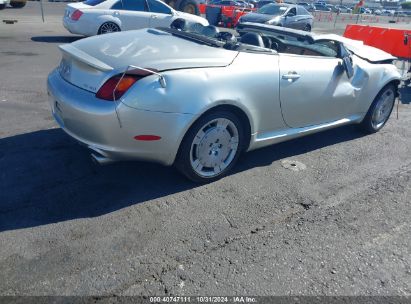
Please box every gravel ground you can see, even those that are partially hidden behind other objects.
[0,2,410,296]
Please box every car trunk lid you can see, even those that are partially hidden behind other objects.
[57,28,237,93]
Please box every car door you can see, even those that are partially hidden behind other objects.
[284,7,298,29]
[112,0,150,30]
[278,41,359,128]
[146,0,174,28]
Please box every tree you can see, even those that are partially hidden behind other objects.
[401,1,411,9]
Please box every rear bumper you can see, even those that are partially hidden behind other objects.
[47,69,195,165]
[63,17,95,36]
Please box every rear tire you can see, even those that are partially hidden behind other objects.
[10,1,26,7]
[175,0,200,15]
[98,22,121,35]
[175,110,245,183]
[0,3,6,9]
[359,84,396,134]
[303,24,311,32]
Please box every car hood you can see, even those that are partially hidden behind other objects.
[64,28,237,71]
[240,13,279,23]
[317,34,397,62]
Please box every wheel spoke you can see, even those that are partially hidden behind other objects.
[192,130,205,144]
[217,118,229,130]
[213,165,222,174]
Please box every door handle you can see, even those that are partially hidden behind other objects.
[151,14,158,18]
[282,72,301,81]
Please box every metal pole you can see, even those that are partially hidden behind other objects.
[40,0,45,22]
[334,12,338,28]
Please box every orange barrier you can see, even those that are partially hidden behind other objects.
[343,24,411,59]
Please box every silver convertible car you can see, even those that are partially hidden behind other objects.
[47,21,401,182]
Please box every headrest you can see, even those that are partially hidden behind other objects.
[240,32,265,47]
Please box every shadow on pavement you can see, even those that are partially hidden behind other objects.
[0,125,365,232]
[31,36,83,43]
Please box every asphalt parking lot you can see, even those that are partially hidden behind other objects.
[0,2,411,297]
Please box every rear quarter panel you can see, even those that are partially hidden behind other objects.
[80,10,122,35]
[121,51,286,140]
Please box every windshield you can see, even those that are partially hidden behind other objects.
[258,4,287,15]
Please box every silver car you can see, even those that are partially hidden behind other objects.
[47,22,401,182]
[238,3,313,31]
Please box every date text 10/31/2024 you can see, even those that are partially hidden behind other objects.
[149,297,257,303]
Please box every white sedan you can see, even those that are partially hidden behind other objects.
[63,0,208,36]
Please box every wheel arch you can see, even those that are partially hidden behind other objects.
[370,78,401,105]
[174,102,253,164]
[359,78,399,132]
[199,104,252,151]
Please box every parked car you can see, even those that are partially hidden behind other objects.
[244,0,257,7]
[314,3,331,11]
[380,9,394,16]
[297,2,315,12]
[9,0,26,7]
[211,0,248,7]
[353,7,372,14]
[394,11,408,17]
[47,21,401,182]
[236,0,254,8]
[238,3,313,31]
[255,0,274,8]
[325,4,338,12]
[334,4,351,13]
[63,0,208,36]
[0,0,10,9]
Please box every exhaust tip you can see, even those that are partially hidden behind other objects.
[90,153,115,166]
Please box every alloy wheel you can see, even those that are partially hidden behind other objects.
[371,87,395,130]
[189,118,239,178]
[99,22,120,34]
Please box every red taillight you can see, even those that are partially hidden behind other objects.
[96,68,158,101]
[134,135,162,141]
[96,75,138,101]
[71,10,83,21]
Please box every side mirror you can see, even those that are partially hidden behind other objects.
[338,42,354,78]
[342,56,354,78]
